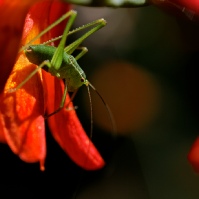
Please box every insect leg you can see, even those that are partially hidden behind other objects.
[64,18,106,55]
[20,10,77,52]
[44,79,71,118]
[64,89,79,110]
[74,47,88,61]
[7,60,51,93]
[44,18,107,47]
[51,10,77,71]
[45,84,79,118]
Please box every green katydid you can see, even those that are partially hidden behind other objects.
[9,10,116,133]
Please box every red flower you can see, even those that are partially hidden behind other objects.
[152,0,199,11]
[177,0,199,12]
[188,137,199,173]
[0,0,105,171]
[0,0,40,93]
[152,0,199,20]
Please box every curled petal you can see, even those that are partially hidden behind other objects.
[188,137,199,173]
[0,52,46,169]
[43,71,105,170]
[0,116,6,143]
[22,0,71,46]
[179,0,199,12]
[38,1,104,170]
[49,1,71,45]
[0,0,63,170]
[0,0,40,93]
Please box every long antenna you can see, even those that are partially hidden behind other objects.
[88,82,117,134]
[86,85,93,139]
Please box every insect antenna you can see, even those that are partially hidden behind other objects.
[86,85,93,139]
[88,82,117,134]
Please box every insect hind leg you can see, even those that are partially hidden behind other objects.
[64,18,106,55]
[44,78,68,118]
[44,87,79,119]
[74,47,88,61]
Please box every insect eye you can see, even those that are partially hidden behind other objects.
[80,78,85,82]
[26,46,33,53]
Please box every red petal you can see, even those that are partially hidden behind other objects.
[0,52,46,167]
[0,0,72,170]
[23,1,71,45]
[188,137,199,173]
[0,115,6,143]
[0,0,40,93]
[152,0,199,20]
[37,1,104,170]
[179,0,199,12]
[49,1,72,46]
[43,72,105,170]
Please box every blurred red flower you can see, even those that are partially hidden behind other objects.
[152,0,199,20]
[188,137,199,173]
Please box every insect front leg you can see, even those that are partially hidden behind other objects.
[7,60,51,93]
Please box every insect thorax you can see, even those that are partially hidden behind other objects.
[25,45,87,92]
[61,54,87,92]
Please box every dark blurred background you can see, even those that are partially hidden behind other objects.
[1,4,199,199]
